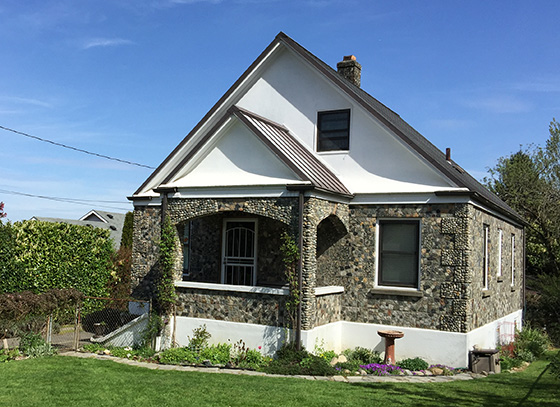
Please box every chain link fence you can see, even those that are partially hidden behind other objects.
[2,297,150,352]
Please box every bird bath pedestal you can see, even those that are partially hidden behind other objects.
[377,330,404,364]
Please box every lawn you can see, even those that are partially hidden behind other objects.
[1,355,559,407]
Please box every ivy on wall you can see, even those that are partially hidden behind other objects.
[0,220,114,300]
[155,216,177,315]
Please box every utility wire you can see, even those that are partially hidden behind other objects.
[0,188,131,211]
[0,125,155,170]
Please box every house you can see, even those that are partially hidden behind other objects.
[32,210,126,250]
[129,32,524,367]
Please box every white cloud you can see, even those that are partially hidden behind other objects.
[82,37,134,50]
[462,95,532,114]
[0,96,53,109]
[511,77,560,93]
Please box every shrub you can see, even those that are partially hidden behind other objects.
[342,347,382,365]
[397,357,429,371]
[158,347,198,365]
[187,325,211,352]
[18,332,55,358]
[0,348,20,362]
[0,221,114,304]
[515,327,550,359]
[549,351,560,380]
[200,343,232,365]
[262,343,336,376]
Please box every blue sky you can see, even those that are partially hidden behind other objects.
[1,0,558,221]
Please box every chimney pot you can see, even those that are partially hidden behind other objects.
[337,55,362,87]
[446,147,451,161]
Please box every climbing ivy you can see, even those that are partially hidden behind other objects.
[155,216,177,315]
[280,232,300,333]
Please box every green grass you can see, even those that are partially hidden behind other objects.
[0,355,559,407]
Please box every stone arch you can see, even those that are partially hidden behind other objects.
[316,214,348,258]
[167,197,299,230]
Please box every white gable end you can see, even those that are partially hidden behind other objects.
[165,119,301,189]
[237,47,457,194]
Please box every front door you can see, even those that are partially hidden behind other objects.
[222,219,257,285]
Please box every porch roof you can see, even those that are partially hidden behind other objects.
[230,106,352,197]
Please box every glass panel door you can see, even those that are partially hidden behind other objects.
[222,220,257,285]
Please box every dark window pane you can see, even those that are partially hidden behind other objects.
[318,110,350,151]
[379,221,419,288]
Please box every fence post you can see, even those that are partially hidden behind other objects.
[73,304,81,351]
[46,314,53,345]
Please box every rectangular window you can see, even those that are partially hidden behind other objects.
[378,220,420,288]
[483,225,489,290]
[317,109,350,152]
[511,234,516,286]
[497,229,503,278]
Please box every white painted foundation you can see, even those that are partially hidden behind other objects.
[171,309,522,367]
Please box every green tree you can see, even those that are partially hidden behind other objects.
[120,211,133,249]
[486,119,560,277]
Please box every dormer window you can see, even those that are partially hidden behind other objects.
[317,109,350,152]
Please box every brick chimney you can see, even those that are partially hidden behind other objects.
[337,55,362,87]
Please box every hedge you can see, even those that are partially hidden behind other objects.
[0,220,114,300]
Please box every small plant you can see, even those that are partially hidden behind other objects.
[187,324,211,352]
[313,340,337,362]
[342,347,382,365]
[158,347,198,365]
[361,363,404,376]
[397,357,429,371]
[142,313,163,348]
[0,348,21,362]
[18,333,55,358]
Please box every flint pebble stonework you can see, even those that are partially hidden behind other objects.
[131,196,523,334]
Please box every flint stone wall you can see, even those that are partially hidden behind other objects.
[467,206,524,331]
[175,287,288,327]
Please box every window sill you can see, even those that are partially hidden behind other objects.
[497,277,504,283]
[371,288,423,297]
[175,281,289,296]
[482,289,493,298]
[510,286,517,292]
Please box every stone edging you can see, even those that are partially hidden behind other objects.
[60,351,486,383]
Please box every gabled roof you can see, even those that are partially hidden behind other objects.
[133,32,522,224]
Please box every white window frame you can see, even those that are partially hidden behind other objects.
[375,219,421,291]
[483,225,489,290]
[497,229,503,278]
[511,234,516,286]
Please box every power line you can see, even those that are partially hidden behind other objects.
[0,188,131,211]
[0,125,156,170]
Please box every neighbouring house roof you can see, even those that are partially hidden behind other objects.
[32,210,126,249]
[132,32,523,224]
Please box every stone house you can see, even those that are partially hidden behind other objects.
[130,32,525,367]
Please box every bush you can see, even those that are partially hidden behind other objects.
[515,327,550,359]
[0,221,114,307]
[397,357,429,371]
[262,343,336,376]
[342,347,382,365]
[18,332,55,358]
[159,347,197,364]
[549,351,560,380]
[0,348,21,362]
